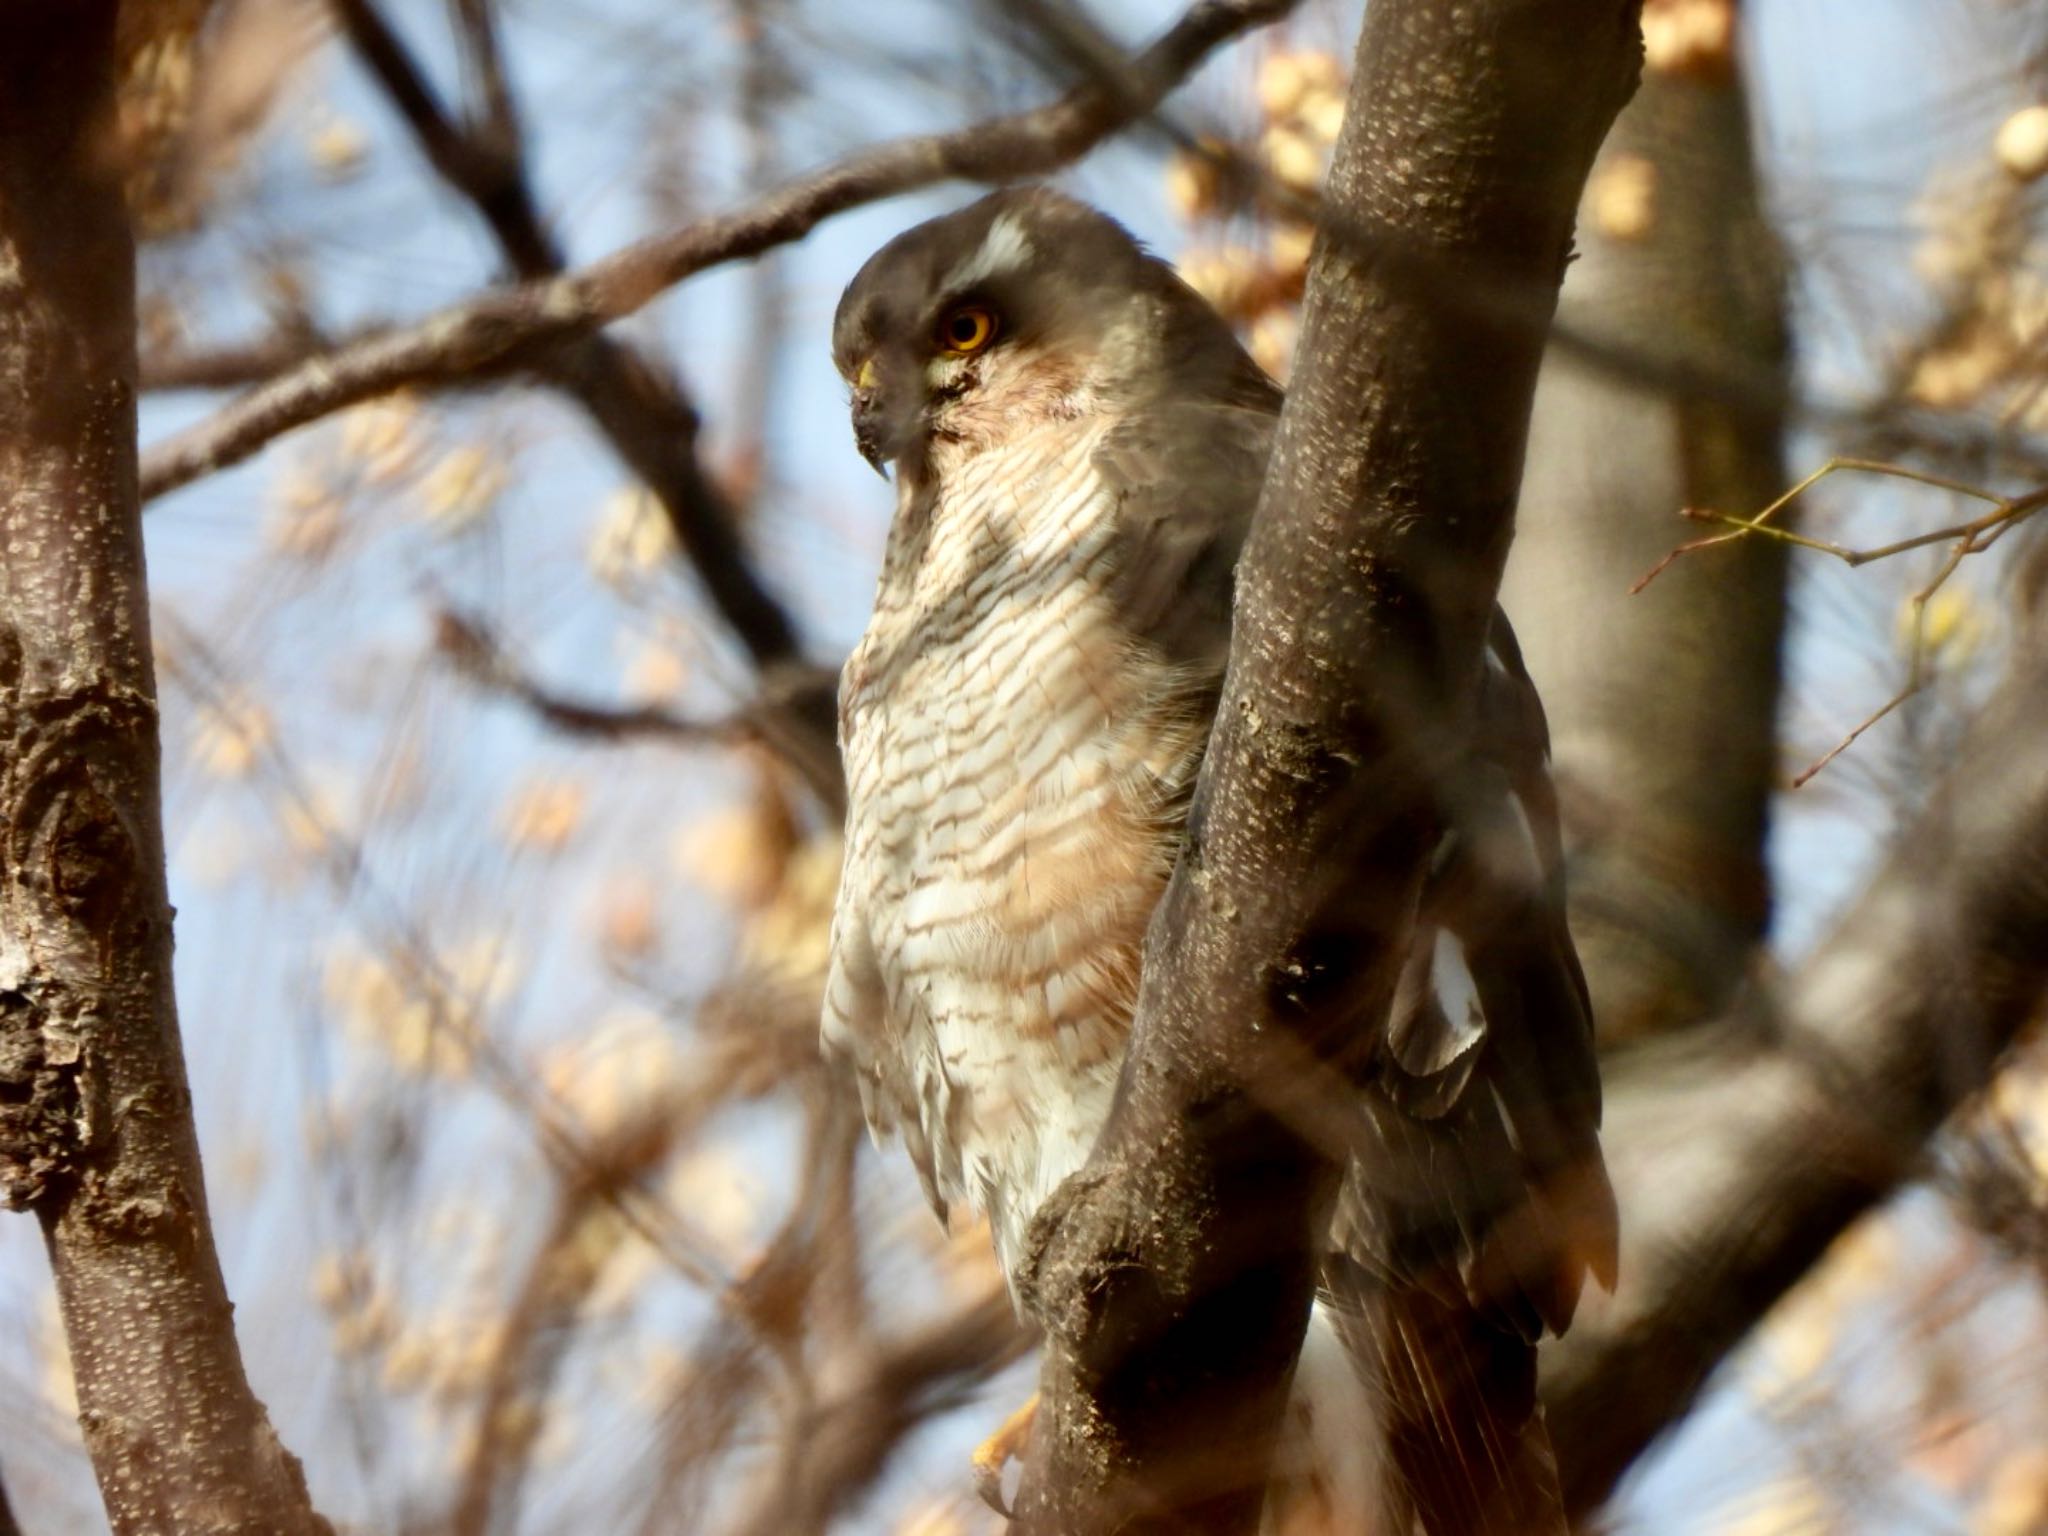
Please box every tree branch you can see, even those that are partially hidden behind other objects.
[1011,4,1641,1532]
[432,608,843,814]
[0,1467,24,1536]
[1545,605,2048,1517]
[448,1098,690,1536]
[721,1286,1029,1536]
[331,0,806,669]
[138,0,1300,506]
[431,606,744,747]
[0,8,327,1532]
[140,330,345,392]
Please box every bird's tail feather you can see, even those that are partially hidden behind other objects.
[1360,1280,1566,1536]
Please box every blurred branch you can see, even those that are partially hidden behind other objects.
[433,607,751,747]
[332,0,552,272]
[331,0,805,671]
[1546,611,2048,1517]
[720,1285,1028,1536]
[156,613,778,1305]
[141,331,342,391]
[1013,2,1641,1530]
[432,608,844,815]
[1502,40,1792,1045]
[723,0,795,521]
[1950,1097,2048,1274]
[448,0,518,161]
[438,963,876,1535]
[632,1091,1025,1536]
[635,1332,762,1536]
[449,1106,684,1536]
[138,0,1302,503]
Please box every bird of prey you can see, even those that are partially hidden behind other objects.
[822,186,1617,1534]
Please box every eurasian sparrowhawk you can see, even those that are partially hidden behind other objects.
[822,187,1616,1534]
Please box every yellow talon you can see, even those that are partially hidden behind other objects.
[971,1392,1039,1517]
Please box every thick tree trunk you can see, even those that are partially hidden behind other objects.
[1502,36,1791,1045]
[1011,4,1642,1532]
[0,8,327,1533]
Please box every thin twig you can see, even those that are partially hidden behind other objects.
[431,606,844,812]
[1631,457,2017,594]
[1634,457,2048,786]
[433,608,738,746]
[156,612,755,1302]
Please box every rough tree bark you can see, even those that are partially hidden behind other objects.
[1012,3,1642,1532]
[0,7,327,1533]
[1546,582,2048,1517]
[1502,22,1792,1044]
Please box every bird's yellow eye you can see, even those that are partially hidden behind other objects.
[937,305,998,355]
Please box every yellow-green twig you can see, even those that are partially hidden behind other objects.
[1632,459,2048,786]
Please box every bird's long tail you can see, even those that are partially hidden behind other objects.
[1360,1281,1566,1536]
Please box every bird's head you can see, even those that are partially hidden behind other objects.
[831,186,1261,477]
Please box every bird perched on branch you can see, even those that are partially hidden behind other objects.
[821,186,1616,1534]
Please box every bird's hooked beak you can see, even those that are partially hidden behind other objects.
[850,356,893,478]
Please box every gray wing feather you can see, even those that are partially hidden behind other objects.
[1093,396,1277,679]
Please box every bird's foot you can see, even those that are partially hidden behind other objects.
[971,1391,1039,1518]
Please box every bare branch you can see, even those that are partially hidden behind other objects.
[1631,458,2026,593]
[432,605,845,813]
[138,0,1301,506]
[720,1285,1029,1536]
[331,0,557,274]
[433,608,744,747]
[141,330,343,392]
[330,0,807,669]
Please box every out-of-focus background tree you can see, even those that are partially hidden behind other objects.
[5,0,2048,1531]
